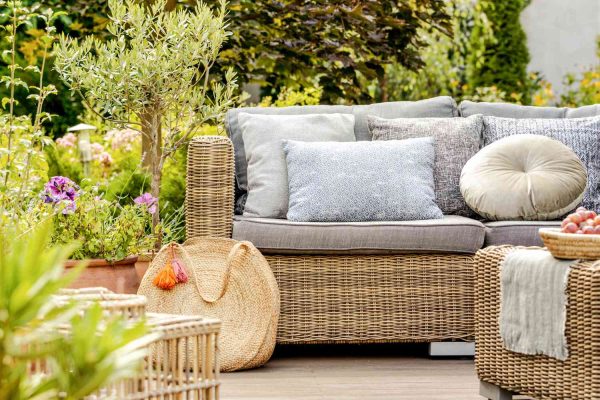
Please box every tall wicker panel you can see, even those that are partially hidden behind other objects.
[475,246,600,399]
[267,254,474,344]
[186,136,477,343]
[186,136,235,239]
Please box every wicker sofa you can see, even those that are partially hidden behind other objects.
[185,97,599,345]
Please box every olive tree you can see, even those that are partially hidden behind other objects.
[54,0,241,233]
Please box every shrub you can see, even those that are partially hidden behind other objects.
[467,0,532,103]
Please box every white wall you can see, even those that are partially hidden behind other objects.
[521,0,599,95]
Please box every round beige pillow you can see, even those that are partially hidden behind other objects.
[460,134,587,221]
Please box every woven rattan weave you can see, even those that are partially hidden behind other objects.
[186,136,476,343]
[137,313,221,400]
[475,246,600,399]
[53,290,147,319]
[540,227,600,259]
[138,238,279,371]
[186,136,235,239]
[39,292,221,400]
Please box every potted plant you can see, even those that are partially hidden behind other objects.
[41,176,156,293]
[54,0,243,245]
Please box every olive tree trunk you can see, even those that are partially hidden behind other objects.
[140,109,163,248]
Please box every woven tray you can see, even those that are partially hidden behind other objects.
[540,228,600,260]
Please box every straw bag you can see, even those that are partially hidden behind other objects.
[138,237,279,372]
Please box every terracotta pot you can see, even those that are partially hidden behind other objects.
[64,256,140,294]
[134,252,155,281]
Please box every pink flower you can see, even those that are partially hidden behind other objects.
[106,128,140,151]
[56,133,77,148]
[134,193,158,214]
[91,142,105,158]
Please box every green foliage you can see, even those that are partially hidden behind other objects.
[55,0,243,241]
[380,0,553,105]
[0,221,151,400]
[380,0,495,102]
[0,1,60,227]
[559,38,600,107]
[48,186,155,261]
[467,0,532,103]
[0,1,89,135]
[214,0,451,104]
[259,86,322,107]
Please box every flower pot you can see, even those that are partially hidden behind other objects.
[64,256,140,294]
[134,252,155,281]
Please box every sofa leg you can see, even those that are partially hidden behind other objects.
[479,380,514,400]
[428,341,475,357]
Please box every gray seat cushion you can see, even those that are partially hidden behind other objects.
[232,215,485,254]
[484,221,562,247]
[458,100,600,119]
[226,96,459,213]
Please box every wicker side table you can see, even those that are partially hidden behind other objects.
[475,245,600,400]
[39,291,221,400]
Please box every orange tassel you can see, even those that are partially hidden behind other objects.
[153,261,177,290]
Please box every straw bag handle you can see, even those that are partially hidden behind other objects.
[198,241,251,303]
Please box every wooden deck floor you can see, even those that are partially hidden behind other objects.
[220,344,486,400]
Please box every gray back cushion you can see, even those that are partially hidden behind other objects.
[459,100,600,119]
[226,96,458,213]
[239,113,356,218]
[368,114,483,216]
[482,116,600,211]
[283,138,443,222]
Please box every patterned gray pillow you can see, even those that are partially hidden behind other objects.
[283,138,443,222]
[483,115,600,211]
[368,114,483,216]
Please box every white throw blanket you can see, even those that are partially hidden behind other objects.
[500,249,573,361]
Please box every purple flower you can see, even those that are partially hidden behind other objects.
[42,176,79,214]
[134,193,158,214]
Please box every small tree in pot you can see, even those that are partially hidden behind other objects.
[54,0,242,240]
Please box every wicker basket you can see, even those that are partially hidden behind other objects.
[475,245,600,399]
[540,228,600,259]
[131,313,221,400]
[53,290,147,320]
[38,291,221,400]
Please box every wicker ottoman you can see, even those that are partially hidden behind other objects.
[475,245,600,400]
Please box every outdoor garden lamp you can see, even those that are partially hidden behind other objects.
[67,123,97,177]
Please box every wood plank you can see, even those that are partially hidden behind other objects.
[220,344,485,400]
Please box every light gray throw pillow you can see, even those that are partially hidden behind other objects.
[367,114,483,216]
[483,115,600,211]
[239,112,356,218]
[283,138,443,222]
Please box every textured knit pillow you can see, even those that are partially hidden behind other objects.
[239,113,356,218]
[460,135,587,221]
[283,138,443,222]
[483,115,600,211]
[368,114,483,216]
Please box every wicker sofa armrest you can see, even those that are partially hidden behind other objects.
[186,136,235,239]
